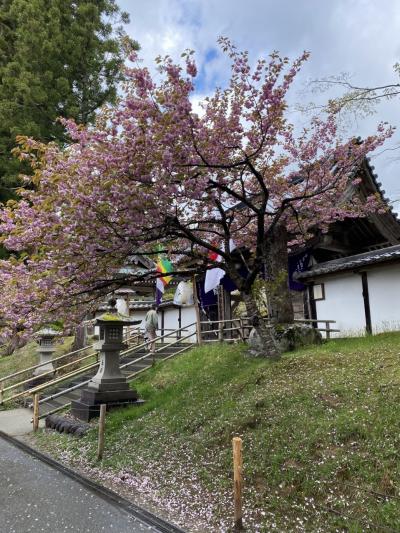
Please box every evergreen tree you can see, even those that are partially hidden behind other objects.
[0,0,137,200]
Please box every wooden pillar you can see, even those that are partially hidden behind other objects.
[97,404,106,461]
[232,437,243,530]
[361,272,372,335]
[224,287,232,339]
[308,283,317,327]
[33,394,39,432]
[303,289,310,319]
[192,275,202,345]
[217,286,225,341]
[217,285,225,322]
[161,309,165,337]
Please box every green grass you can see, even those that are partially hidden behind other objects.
[32,333,400,531]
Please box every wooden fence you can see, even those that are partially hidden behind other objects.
[200,317,339,342]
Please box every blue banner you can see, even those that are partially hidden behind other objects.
[288,250,311,291]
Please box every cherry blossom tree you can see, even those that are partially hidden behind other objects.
[0,39,393,357]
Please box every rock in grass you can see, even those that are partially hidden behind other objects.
[247,324,322,356]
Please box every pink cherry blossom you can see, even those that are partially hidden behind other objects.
[0,40,393,343]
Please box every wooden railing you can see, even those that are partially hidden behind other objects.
[200,317,339,342]
[293,318,339,340]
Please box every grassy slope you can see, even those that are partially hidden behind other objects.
[32,334,400,532]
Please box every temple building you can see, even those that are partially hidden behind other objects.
[95,158,400,339]
[295,158,400,335]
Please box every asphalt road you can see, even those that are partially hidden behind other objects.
[0,436,159,533]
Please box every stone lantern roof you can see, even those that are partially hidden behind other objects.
[34,327,62,338]
[95,311,140,327]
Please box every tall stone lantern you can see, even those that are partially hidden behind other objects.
[31,327,61,387]
[71,311,142,422]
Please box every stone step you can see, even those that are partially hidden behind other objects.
[121,366,150,377]
[120,357,146,364]
[41,398,67,412]
[61,390,82,400]
[123,343,193,356]
[30,343,196,414]
[68,375,93,387]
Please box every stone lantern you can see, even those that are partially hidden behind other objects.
[71,310,142,422]
[31,327,61,386]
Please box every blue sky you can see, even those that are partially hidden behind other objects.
[119,0,400,206]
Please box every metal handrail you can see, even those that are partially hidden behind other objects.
[6,360,100,403]
[37,341,195,420]
[0,326,144,405]
[1,327,140,397]
[38,377,93,406]
[2,350,97,394]
[119,322,196,358]
[0,343,93,385]
[17,323,196,400]
[120,332,194,372]
[37,333,194,406]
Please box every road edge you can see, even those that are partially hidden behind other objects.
[0,430,186,533]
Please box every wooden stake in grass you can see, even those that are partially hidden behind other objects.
[97,404,107,461]
[233,436,243,530]
[32,393,39,432]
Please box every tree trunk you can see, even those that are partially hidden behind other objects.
[242,290,280,359]
[73,324,87,351]
[2,335,26,356]
[265,223,294,324]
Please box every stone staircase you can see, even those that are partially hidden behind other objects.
[34,342,194,419]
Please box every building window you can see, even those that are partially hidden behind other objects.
[313,283,325,301]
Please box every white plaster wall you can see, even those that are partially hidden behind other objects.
[132,310,147,329]
[315,274,365,337]
[94,307,197,342]
[163,306,197,343]
[367,265,400,333]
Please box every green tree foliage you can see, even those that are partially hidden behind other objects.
[0,0,137,200]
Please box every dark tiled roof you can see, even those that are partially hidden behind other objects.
[98,299,179,311]
[364,157,399,222]
[297,243,400,280]
[129,299,178,310]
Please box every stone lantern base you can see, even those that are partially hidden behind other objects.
[71,307,144,422]
[71,385,143,422]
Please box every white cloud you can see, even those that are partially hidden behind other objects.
[119,0,400,203]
